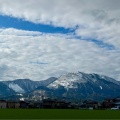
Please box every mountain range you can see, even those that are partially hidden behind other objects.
[0,72,120,101]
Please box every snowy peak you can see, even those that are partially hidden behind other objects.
[48,72,84,89]
[46,72,120,100]
[48,72,120,89]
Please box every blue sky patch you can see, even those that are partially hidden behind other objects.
[0,15,71,34]
[0,15,115,50]
[74,36,115,50]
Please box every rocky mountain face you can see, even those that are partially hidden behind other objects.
[0,72,120,101]
[47,72,120,100]
[3,79,40,93]
[2,77,57,93]
[37,77,57,86]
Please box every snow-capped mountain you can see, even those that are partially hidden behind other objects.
[0,72,120,101]
[48,72,88,89]
[47,72,120,100]
[48,72,120,89]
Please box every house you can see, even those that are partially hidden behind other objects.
[113,101,120,107]
[42,99,56,108]
[7,101,15,108]
[102,98,114,108]
[54,100,70,109]
[0,100,7,108]
[112,96,120,108]
[20,101,29,108]
[113,96,120,102]
[102,97,120,108]
[70,103,79,109]
[7,101,20,108]
[28,102,35,108]
[80,100,99,109]
[14,102,20,108]
[42,99,70,109]
[33,101,43,108]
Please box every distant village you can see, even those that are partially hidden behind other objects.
[0,96,120,110]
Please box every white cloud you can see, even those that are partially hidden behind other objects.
[0,0,119,26]
[0,0,120,47]
[0,0,120,81]
[0,28,120,81]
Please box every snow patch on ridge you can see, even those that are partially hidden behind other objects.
[9,83,25,93]
[100,86,103,90]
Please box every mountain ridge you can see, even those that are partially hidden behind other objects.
[0,72,120,101]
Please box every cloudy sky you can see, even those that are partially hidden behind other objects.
[0,0,120,81]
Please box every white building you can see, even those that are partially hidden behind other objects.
[0,100,7,108]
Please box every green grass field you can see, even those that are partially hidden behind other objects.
[0,109,120,119]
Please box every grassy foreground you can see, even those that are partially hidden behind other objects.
[0,109,120,119]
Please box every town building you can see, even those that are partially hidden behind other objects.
[0,100,7,108]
